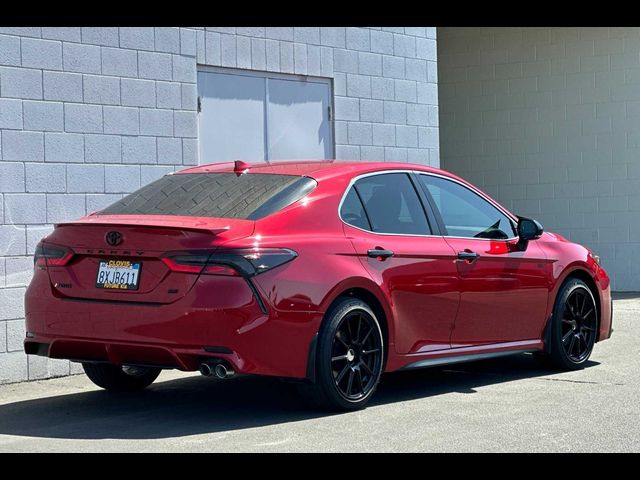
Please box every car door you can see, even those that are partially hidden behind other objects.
[340,172,459,355]
[416,173,550,346]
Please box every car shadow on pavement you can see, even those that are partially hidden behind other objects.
[0,353,599,441]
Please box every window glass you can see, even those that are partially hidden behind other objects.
[353,173,431,235]
[419,175,516,239]
[340,187,371,231]
[100,173,316,221]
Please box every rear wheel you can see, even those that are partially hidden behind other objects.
[83,363,161,391]
[300,297,384,411]
[544,278,598,370]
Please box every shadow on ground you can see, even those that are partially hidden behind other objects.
[0,353,598,440]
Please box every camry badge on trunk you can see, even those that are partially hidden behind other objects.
[105,231,123,246]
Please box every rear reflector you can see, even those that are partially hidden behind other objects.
[161,248,297,277]
[34,242,74,268]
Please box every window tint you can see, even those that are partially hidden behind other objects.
[340,187,371,230]
[352,173,431,235]
[99,173,316,220]
[419,175,516,239]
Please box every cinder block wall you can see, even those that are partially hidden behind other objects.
[0,27,439,384]
[438,27,640,291]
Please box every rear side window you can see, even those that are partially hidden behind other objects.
[99,173,317,220]
[344,173,431,235]
[340,188,371,231]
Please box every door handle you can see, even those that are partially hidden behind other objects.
[367,249,394,259]
[457,250,479,262]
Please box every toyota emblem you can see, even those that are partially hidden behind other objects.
[105,231,123,246]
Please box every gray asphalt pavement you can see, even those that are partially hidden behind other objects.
[1,293,638,452]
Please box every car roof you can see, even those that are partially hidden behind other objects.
[177,160,459,182]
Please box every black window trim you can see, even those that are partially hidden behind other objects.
[415,172,519,241]
[338,169,518,241]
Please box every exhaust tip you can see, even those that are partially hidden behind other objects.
[199,363,213,377]
[214,363,235,379]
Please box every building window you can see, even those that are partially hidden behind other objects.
[197,67,334,163]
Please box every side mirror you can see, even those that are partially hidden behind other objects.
[515,216,543,251]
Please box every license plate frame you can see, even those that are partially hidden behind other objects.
[95,260,142,291]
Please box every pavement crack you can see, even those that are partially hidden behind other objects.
[538,378,624,386]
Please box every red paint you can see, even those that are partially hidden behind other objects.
[24,161,612,379]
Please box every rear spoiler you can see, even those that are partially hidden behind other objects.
[55,215,235,235]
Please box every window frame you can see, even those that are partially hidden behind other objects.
[338,170,518,241]
[416,172,519,241]
[338,170,437,237]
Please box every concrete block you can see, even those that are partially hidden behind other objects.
[320,46,334,76]
[62,42,101,73]
[45,132,84,163]
[64,104,102,133]
[307,45,321,76]
[205,32,221,65]
[81,27,119,46]
[103,106,139,135]
[0,225,26,256]
[371,30,394,55]
[85,134,121,164]
[101,47,138,77]
[173,54,196,83]
[359,52,382,76]
[294,27,320,45]
[5,257,32,288]
[67,164,104,193]
[182,138,198,165]
[382,55,405,79]
[236,36,251,69]
[155,27,180,54]
[157,81,182,109]
[334,48,358,74]
[0,34,21,66]
[157,137,182,165]
[334,96,359,121]
[0,98,23,129]
[181,83,197,110]
[266,27,294,42]
[140,109,174,137]
[320,27,345,48]
[4,193,46,224]
[122,136,157,164]
[347,74,371,98]
[28,356,70,380]
[2,130,44,162]
[22,100,63,132]
[46,194,86,223]
[25,225,53,254]
[120,27,155,50]
[180,28,197,57]
[360,99,384,122]
[0,66,42,99]
[220,34,236,67]
[383,101,407,124]
[0,162,25,193]
[174,110,197,138]
[251,38,266,71]
[83,75,120,105]
[373,123,396,146]
[105,165,141,193]
[237,27,266,38]
[138,51,172,81]
[121,78,156,107]
[396,124,418,147]
[348,122,373,145]
[347,28,370,51]
[43,71,82,102]
[294,43,308,74]
[21,37,62,70]
[280,42,293,73]
[141,165,174,185]
[371,76,395,100]
[0,351,28,384]
[266,39,280,71]
[395,79,417,103]
[25,163,65,192]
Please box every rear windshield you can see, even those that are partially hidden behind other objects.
[99,173,317,220]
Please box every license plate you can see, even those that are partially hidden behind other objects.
[95,260,141,290]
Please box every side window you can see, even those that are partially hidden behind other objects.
[419,175,516,239]
[340,187,371,231]
[352,173,431,235]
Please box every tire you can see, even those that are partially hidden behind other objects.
[83,363,161,392]
[300,297,385,411]
[544,278,598,371]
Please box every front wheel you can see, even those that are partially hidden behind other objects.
[83,363,161,391]
[544,278,598,370]
[301,297,385,411]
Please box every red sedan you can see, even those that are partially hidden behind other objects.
[24,161,613,410]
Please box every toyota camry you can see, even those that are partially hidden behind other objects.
[24,160,613,410]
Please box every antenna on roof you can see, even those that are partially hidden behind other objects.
[233,160,251,176]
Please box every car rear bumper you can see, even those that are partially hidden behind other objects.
[24,272,321,379]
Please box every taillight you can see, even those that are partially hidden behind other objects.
[161,248,297,277]
[34,242,74,269]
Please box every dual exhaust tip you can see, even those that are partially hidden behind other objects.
[199,360,235,379]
